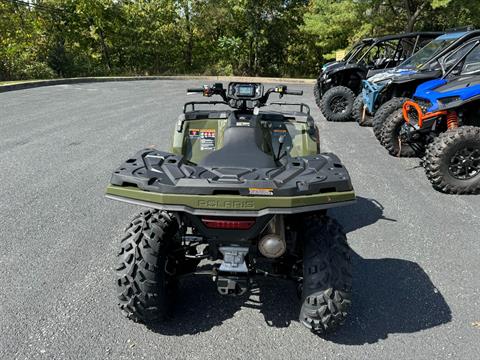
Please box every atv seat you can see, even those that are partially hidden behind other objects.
[199,126,276,169]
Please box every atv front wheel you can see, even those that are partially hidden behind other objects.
[320,86,355,122]
[116,210,179,323]
[424,126,480,194]
[352,94,372,126]
[382,109,423,157]
[372,97,408,143]
[299,214,352,335]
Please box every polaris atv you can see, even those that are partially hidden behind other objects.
[394,45,480,194]
[357,29,480,134]
[314,32,441,122]
[106,82,356,334]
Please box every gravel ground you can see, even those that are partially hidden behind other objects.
[0,80,479,360]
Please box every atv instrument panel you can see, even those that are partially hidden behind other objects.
[228,82,263,100]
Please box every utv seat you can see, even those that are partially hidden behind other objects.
[199,126,276,169]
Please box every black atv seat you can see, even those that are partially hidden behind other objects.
[199,126,276,169]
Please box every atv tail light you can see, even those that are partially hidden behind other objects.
[201,217,255,230]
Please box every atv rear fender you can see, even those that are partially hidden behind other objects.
[171,109,319,165]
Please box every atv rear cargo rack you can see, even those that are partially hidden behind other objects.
[106,149,355,216]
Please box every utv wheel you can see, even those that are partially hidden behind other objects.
[352,94,372,126]
[372,97,408,143]
[382,109,423,157]
[314,82,322,108]
[116,210,179,323]
[299,214,352,335]
[424,126,480,194]
[320,86,355,122]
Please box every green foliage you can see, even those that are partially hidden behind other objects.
[0,1,54,79]
[1,0,480,80]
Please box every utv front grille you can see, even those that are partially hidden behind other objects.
[403,99,446,129]
[407,107,419,125]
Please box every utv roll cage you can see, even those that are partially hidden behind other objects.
[315,31,443,98]
[347,32,443,67]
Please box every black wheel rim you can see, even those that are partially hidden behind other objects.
[448,146,480,180]
[330,95,348,113]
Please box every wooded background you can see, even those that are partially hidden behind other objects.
[1,0,479,81]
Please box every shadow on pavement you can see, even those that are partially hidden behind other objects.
[147,274,246,335]
[247,251,452,345]
[147,197,451,342]
[324,253,452,344]
[329,196,397,233]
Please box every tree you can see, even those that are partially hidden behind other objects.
[2,0,480,81]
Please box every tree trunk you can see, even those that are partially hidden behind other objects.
[404,0,426,32]
[184,1,193,71]
[98,27,111,71]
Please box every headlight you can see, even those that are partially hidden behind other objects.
[415,98,432,111]
[438,96,461,107]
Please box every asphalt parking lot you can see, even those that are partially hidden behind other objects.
[1,80,479,359]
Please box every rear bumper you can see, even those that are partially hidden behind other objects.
[106,185,356,216]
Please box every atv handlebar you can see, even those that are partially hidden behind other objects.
[264,86,303,98]
[284,89,303,96]
[186,82,303,110]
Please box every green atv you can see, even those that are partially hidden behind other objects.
[106,82,356,334]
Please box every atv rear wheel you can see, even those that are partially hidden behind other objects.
[352,93,372,126]
[382,109,423,157]
[299,214,352,335]
[320,86,355,122]
[314,82,322,108]
[424,126,480,194]
[116,210,179,323]
[372,97,408,143]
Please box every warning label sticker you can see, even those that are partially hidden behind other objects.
[249,188,274,196]
[189,129,201,138]
[199,129,216,151]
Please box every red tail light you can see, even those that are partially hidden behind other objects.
[201,217,255,230]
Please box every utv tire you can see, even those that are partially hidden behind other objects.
[382,109,423,157]
[320,86,355,122]
[372,97,408,143]
[352,94,372,126]
[314,82,322,108]
[299,214,352,335]
[116,210,178,323]
[424,126,480,194]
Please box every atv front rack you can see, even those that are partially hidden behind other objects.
[268,102,311,115]
[183,101,229,113]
